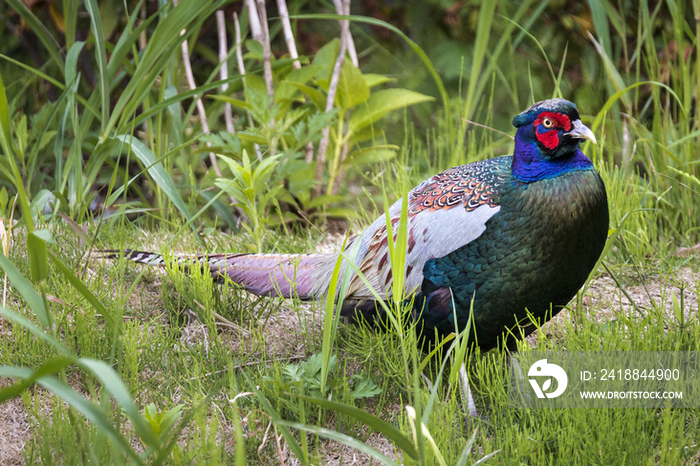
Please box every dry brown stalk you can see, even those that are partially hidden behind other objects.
[333,0,358,66]
[313,0,350,198]
[174,0,222,176]
[256,0,275,99]
[276,0,301,70]
[245,0,264,41]
[216,10,235,134]
[276,0,316,163]
[234,12,262,160]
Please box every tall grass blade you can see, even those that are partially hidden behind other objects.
[0,305,68,354]
[4,0,65,74]
[320,232,360,395]
[0,357,73,403]
[48,251,116,329]
[0,366,144,464]
[294,394,419,460]
[78,358,158,448]
[0,254,50,327]
[277,421,401,466]
[62,0,80,51]
[0,71,35,232]
[107,0,216,136]
[84,0,110,135]
[462,0,496,124]
[590,81,684,134]
[252,387,307,462]
[112,134,193,225]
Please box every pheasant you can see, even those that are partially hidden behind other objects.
[112,98,609,352]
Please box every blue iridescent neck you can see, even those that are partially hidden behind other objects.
[512,127,594,182]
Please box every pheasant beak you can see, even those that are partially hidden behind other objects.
[565,119,597,144]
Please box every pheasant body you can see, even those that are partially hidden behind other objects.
[114,99,609,352]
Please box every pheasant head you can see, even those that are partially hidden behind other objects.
[511,98,597,182]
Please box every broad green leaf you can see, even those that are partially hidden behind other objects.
[164,84,183,146]
[305,194,345,209]
[337,61,370,109]
[275,65,321,101]
[112,134,193,224]
[16,115,28,159]
[349,89,434,132]
[244,74,268,99]
[244,39,263,59]
[587,0,613,58]
[291,13,452,144]
[363,73,395,88]
[31,190,55,220]
[235,132,267,145]
[284,82,327,109]
[0,70,13,159]
[199,190,238,230]
[312,38,340,89]
[0,255,49,330]
[98,0,121,39]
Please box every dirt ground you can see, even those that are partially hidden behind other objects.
[0,264,697,464]
[0,394,29,466]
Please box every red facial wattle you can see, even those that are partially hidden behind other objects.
[533,111,572,150]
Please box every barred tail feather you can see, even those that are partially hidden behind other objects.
[207,253,332,299]
[104,249,334,300]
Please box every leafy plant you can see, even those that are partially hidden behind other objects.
[271,352,381,402]
[212,37,433,224]
[216,149,282,252]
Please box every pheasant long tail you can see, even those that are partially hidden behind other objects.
[105,249,333,300]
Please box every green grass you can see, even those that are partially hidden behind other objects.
[1,0,700,464]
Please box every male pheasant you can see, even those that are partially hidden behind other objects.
[114,99,609,352]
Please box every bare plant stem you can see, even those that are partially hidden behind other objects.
[245,0,263,41]
[216,10,235,134]
[256,0,275,99]
[276,0,315,163]
[276,0,300,70]
[180,29,222,176]
[256,0,276,157]
[313,0,350,199]
[333,0,358,66]
[234,12,262,161]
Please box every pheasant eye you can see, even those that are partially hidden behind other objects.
[542,118,554,129]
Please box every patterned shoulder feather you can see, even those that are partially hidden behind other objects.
[408,158,508,214]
